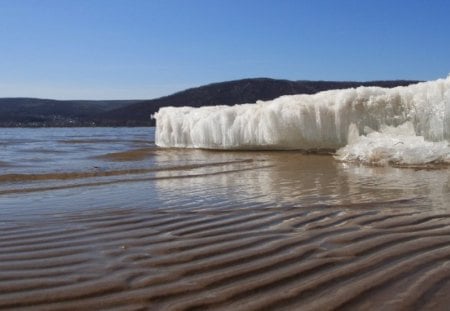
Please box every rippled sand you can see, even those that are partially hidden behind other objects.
[1,128,449,310]
[2,202,450,310]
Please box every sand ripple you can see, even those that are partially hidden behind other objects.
[1,203,450,310]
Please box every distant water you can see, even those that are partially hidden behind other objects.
[0,127,448,219]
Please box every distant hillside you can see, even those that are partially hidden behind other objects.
[0,98,143,127]
[0,78,420,127]
[99,78,420,126]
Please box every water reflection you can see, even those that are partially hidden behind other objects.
[152,150,450,211]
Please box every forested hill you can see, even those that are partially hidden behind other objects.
[0,78,420,127]
[0,98,143,127]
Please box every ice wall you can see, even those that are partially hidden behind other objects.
[153,77,450,165]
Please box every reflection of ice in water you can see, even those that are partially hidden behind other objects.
[336,163,450,211]
[152,150,450,211]
[1,150,448,221]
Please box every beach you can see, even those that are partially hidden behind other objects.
[2,198,450,310]
[0,128,449,310]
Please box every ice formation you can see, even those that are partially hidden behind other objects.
[153,76,450,166]
[335,122,450,166]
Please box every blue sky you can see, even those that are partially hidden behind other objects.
[1,0,449,99]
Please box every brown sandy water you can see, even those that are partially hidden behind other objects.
[1,128,449,310]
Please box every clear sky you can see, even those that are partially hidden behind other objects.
[1,0,449,99]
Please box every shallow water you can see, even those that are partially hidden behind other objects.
[0,127,449,217]
[1,127,450,310]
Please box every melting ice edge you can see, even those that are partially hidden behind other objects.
[154,77,450,166]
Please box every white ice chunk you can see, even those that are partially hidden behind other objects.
[335,122,450,166]
[153,76,450,166]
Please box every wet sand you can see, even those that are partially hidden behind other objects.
[93,147,155,162]
[1,128,449,310]
[2,202,450,310]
